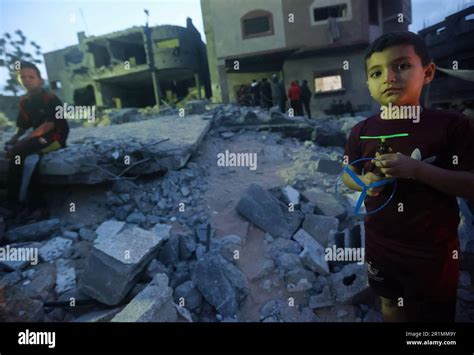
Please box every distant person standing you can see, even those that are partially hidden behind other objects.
[271,74,287,113]
[250,79,261,107]
[301,80,312,118]
[287,81,303,116]
[260,78,273,109]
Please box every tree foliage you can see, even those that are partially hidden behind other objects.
[0,29,42,96]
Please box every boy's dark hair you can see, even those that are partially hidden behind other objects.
[365,31,432,72]
[19,61,42,78]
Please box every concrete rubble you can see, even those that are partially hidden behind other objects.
[236,184,304,239]
[79,223,168,305]
[111,274,177,322]
[0,103,472,323]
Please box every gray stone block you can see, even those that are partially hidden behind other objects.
[293,229,329,275]
[302,188,346,220]
[55,259,76,294]
[111,274,177,322]
[6,219,60,243]
[39,237,73,262]
[330,263,370,304]
[302,214,339,248]
[309,285,335,309]
[193,252,248,319]
[236,184,303,239]
[174,280,203,311]
[79,226,165,305]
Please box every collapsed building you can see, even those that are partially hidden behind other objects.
[44,18,211,108]
[201,0,412,113]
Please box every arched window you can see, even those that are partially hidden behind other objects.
[241,10,274,39]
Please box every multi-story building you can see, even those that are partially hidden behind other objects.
[418,5,474,108]
[44,18,211,108]
[201,0,411,113]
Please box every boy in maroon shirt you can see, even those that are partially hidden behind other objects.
[343,32,474,322]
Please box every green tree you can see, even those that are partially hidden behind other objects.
[0,29,42,96]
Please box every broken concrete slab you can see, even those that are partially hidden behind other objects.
[39,237,73,262]
[111,274,177,322]
[5,218,60,243]
[73,308,124,322]
[151,223,172,241]
[236,184,303,239]
[55,258,76,294]
[330,263,370,304]
[0,115,211,184]
[79,226,165,305]
[193,252,248,319]
[293,229,329,275]
[266,238,302,259]
[302,188,346,220]
[302,214,339,248]
[309,285,335,309]
[96,220,126,239]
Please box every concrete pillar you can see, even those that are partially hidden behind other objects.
[151,71,161,107]
[195,73,201,99]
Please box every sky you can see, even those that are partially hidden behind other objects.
[0,0,473,95]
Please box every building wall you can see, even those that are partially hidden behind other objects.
[44,44,96,105]
[283,49,374,115]
[282,0,372,49]
[201,0,410,105]
[202,0,286,59]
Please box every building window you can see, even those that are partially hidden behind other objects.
[314,73,343,93]
[241,10,274,39]
[310,0,352,25]
[313,4,347,22]
[369,0,379,25]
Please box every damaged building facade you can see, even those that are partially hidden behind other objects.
[418,5,474,108]
[44,18,211,108]
[201,0,411,113]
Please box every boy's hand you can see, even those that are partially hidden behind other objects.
[374,152,420,179]
[362,172,387,196]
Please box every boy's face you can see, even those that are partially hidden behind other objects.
[19,68,43,93]
[366,44,435,106]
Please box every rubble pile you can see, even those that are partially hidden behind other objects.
[0,101,472,323]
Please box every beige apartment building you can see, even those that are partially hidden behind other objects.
[201,0,411,114]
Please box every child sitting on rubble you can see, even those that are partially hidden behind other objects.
[3,61,69,218]
[343,32,474,321]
